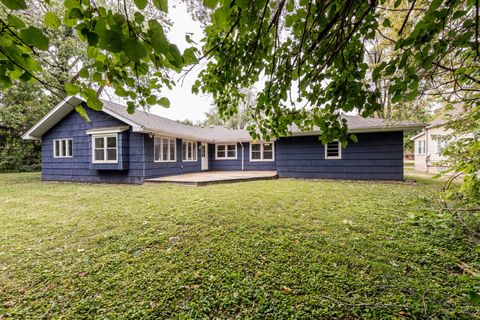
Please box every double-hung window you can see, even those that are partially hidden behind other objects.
[250,142,274,161]
[436,136,448,154]
[216,144,237,159]
[92,134,118,163]
[53,138,73,158]
[154,137,176,162]
[182,140,197,161]
[416,140,426,155]
[325,141,342,159]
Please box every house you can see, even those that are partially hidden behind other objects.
[22,96,424,184]
[411,106,463,173]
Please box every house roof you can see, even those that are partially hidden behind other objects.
[22,96,426,141]
[290,115,425,135]
[102,100,252,142]
[428,104,465,128]
[410,131,426,140]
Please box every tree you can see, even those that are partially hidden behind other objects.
[0,82,52,171]
[203,88,255,129]
[0,0,197,116]
[0,0,478,205]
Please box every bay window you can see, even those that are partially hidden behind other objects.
[92,134,118,163]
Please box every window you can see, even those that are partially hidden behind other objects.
[154,137,176,162]
[436,137,448,154]
[250,142,275,161]
[416,140,426,155]
[53,139,73,158]
[92,134,118,163]
[182,140,197,161]
[325,141,341,159]
[216,144,237,159]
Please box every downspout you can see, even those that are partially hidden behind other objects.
[240,142,244,171]
[425,127,429,172]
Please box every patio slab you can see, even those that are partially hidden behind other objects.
[144,171,278,186]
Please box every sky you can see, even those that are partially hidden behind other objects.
[149,2,213,123]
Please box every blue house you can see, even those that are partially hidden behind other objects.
[23,96,424,184]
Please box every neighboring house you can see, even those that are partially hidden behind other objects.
[411,106,463,173]
[23,96,424,184]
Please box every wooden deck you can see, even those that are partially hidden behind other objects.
[144,171,278,186]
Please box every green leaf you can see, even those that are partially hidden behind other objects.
[123,39,148,61]
[0,0,27,10]
[183,47,197,65]
[75,104,90,122]
[167,44,183,68]
[86,32,99,46]
[65,83,80,95]
[98,30,123,53]
[152,0,168,13]
[7,15,25,28]
[203,0,217,9]
[44,12,61,29]
[64,0,80,9]
[146,95,157,105]
[382,18,391,28]
[79,68,89,78]
[148,20,169,54]
[20,27,49,50]
[350,134,358,143]
[469,291,480,305]
[158,97,170,107]
[133,0,148,9]
[127,101,136,114]
[68,7,83,19]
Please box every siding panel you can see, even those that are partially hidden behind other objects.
[276,132,404,180]
[42,108,144,184]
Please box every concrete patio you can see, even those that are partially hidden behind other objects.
[144,171,278,186]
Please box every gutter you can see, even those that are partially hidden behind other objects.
[239,142,245,171]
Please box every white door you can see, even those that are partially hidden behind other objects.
[201,143,208,171]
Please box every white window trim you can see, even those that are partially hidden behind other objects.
[249,142,275,162]
[53,138,73,158]
[416,140,426,155]
[215,143,237,160]
[325,140,342,160]
[154,136,177,163]
[92,133,118,164]
[182,140,198,162]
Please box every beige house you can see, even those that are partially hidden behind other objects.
[411,106,463,173]
[411,123,451,173]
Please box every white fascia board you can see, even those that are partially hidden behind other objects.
[410,131,426,140]
[136,127,207,142]
[101,107,144,131]
[22,95,82,140]
[86,126,130,135]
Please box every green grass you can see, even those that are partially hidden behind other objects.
[0,173,478,319]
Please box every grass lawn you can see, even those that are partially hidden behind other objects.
[0,173,479,319]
